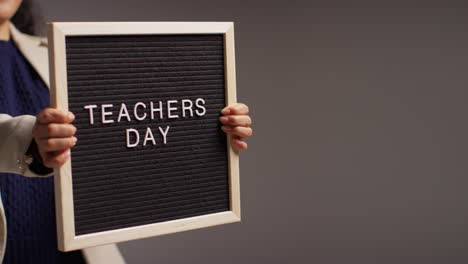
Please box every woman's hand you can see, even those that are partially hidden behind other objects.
[220,103,253,152]
[32,108,77,168]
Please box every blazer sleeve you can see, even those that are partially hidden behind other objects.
[0,113,52,177]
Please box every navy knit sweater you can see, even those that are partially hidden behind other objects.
[0,39,84,263]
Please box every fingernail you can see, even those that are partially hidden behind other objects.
[68,112,75,120]
[221,108,231,115]
[221,126,231,132]
[72,137,78,145]
[233,139,245,148]
[219,116,229,123]
[64,149,71,157]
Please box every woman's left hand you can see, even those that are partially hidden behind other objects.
[219,103,253,152]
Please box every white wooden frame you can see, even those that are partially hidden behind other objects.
[48,22,240,252]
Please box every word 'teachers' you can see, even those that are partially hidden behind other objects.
[83,98,207,148]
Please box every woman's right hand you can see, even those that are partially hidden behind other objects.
[32,108,77,168]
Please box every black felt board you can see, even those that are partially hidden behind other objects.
[65,34,230,236]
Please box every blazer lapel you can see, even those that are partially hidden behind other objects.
[9,22,50,88]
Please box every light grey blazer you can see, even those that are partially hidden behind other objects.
[0,22,126,264]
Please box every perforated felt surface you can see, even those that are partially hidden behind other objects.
[65,34,230,236]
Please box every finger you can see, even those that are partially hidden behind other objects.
[221,126,253,139]
[34,123,77,139]
[219,115,252,127]
[221,103,249,115]
[42,149,71,168]
[231,137,248,152]
[37,136,77,152]
[37,108,75,124]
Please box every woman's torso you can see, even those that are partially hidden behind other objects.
[0,38,84,264]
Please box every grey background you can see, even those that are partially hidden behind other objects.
[40,0,468,263]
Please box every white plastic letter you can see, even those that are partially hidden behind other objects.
[143,127,156,146]
[134,102,147,121]
[126,128,139,148]
[167,100,179,119]
[101,104,114,124]
[181,99,194,117]
[159,126,170,144]
[150,101,163,120]
[117,103,131,122]
[195,98,206,116]
[84,105,97,124]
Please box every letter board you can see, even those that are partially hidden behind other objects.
[48,22,240,251]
